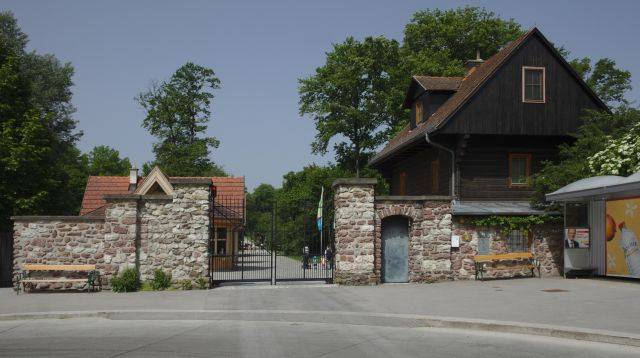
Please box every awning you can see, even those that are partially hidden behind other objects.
[546,172,640,202]
[452,201,551,216]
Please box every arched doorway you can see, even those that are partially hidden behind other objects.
[381,216,409,283]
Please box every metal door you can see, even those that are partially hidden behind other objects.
[382,216,409,283]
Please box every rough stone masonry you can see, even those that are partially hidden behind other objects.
[332,178,562,285]
[12,182,212,287]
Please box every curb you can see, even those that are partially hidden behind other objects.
[1,309,639,347]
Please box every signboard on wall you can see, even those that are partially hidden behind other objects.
[564,228,589,249]
[606,198,640,278]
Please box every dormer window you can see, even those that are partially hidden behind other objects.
[415,101,423,124]
[522,67,545,103]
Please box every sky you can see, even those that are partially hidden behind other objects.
[4,0,640,190]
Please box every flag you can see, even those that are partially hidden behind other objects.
[316,186,324,232]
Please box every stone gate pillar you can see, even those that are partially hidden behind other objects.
[332,178,378,285]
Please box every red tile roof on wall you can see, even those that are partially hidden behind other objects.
[79,176,131,215]
[79,175,246,217]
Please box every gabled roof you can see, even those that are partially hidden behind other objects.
[414,76,463,92]
[134,166,175,196]
[79,173,245,218]
[371,27,608,167]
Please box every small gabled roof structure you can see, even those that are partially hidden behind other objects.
[134,166,175,196]
[371,27,608,167]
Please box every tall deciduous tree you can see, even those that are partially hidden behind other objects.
[85,145,132,176]
[299,36,402,176]
[569,57,632,107]
[137,62,226,177]
[0,11,86,231]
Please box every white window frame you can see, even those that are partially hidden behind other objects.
[522,66,546,103]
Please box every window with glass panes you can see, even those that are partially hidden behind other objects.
[522,67,545,102]
[215,227,227,255]
[507,229,529,252]
[508,153,531,187]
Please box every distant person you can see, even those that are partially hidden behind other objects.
[324,246,333,270]
[565,228,580,248]
[302,245,310,269]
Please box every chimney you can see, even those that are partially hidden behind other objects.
[465,49,484,74]
[129,166,138,191]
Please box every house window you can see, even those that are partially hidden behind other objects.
[415,101,423,124]
[215,227,227,255]
[522,67,545,103]
[398,171,407,195]
[508,153,531,187]
[507,229,530,253]
[431,160,439,193]
[477,229,492,255]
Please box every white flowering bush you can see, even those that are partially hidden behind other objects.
[588,121,640,176]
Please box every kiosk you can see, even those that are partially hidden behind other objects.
[546,172,640,279]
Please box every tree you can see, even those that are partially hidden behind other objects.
[299,36,402,176]
[402,7,523,76]
[0,11,86,231]
[85,145,131,176]
[532,107,640,206]
[137,62,226,177]
[569,57,632,107]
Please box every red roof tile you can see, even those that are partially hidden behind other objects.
[79,175,246,217]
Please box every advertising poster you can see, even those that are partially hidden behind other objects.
[564,228,589,249]
[605,198,640,278]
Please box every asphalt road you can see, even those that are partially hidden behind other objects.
[0,318,638,358]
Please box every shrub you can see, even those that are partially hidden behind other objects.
[180,279,193,290]
[111,268,140,293]
[150,269,172,290]
[195,277,208,289]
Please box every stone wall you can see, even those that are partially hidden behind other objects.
[452,217,563,279]
[12,217,106,288]
[139,186,210,281]
[103,197,139,282]
[332,178,378,285]
[374,198,452,283]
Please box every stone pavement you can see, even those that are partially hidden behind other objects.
[1,278,639,336]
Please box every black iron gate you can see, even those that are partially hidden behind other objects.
[209,198,334,285]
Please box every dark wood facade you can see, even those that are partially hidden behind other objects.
[378,30,607,202]
[438,36,603,135]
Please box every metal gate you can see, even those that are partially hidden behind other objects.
[209,196,334,285]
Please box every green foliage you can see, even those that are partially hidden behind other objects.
[532,107,640,207]
[402,7,523,76]
[85,145,131,176]
[150,268,172,290]
[110,268,140,293]
[569,57,632,107]
[471,215,560,235]
[180,279,193,290]
[137,62,225,177]
[0,11,86,231]
[194,277,208,289]
[299,36,402,176]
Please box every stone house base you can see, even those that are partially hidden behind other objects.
[332,178,563,285]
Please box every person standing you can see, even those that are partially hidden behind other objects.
[324,246,333,270]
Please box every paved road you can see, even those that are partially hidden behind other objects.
[3,278,639,335]
[0,318,638,357]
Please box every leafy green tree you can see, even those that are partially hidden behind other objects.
[85,145,132,176]
[402,7,523,76]
[0,11,85,230]
[532,107,640,206]
[299,36,402,177]
[569,57,632,107]
[137,62,226,177]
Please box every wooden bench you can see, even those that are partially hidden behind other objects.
[16,264,102,293]
[474,253,540,281]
